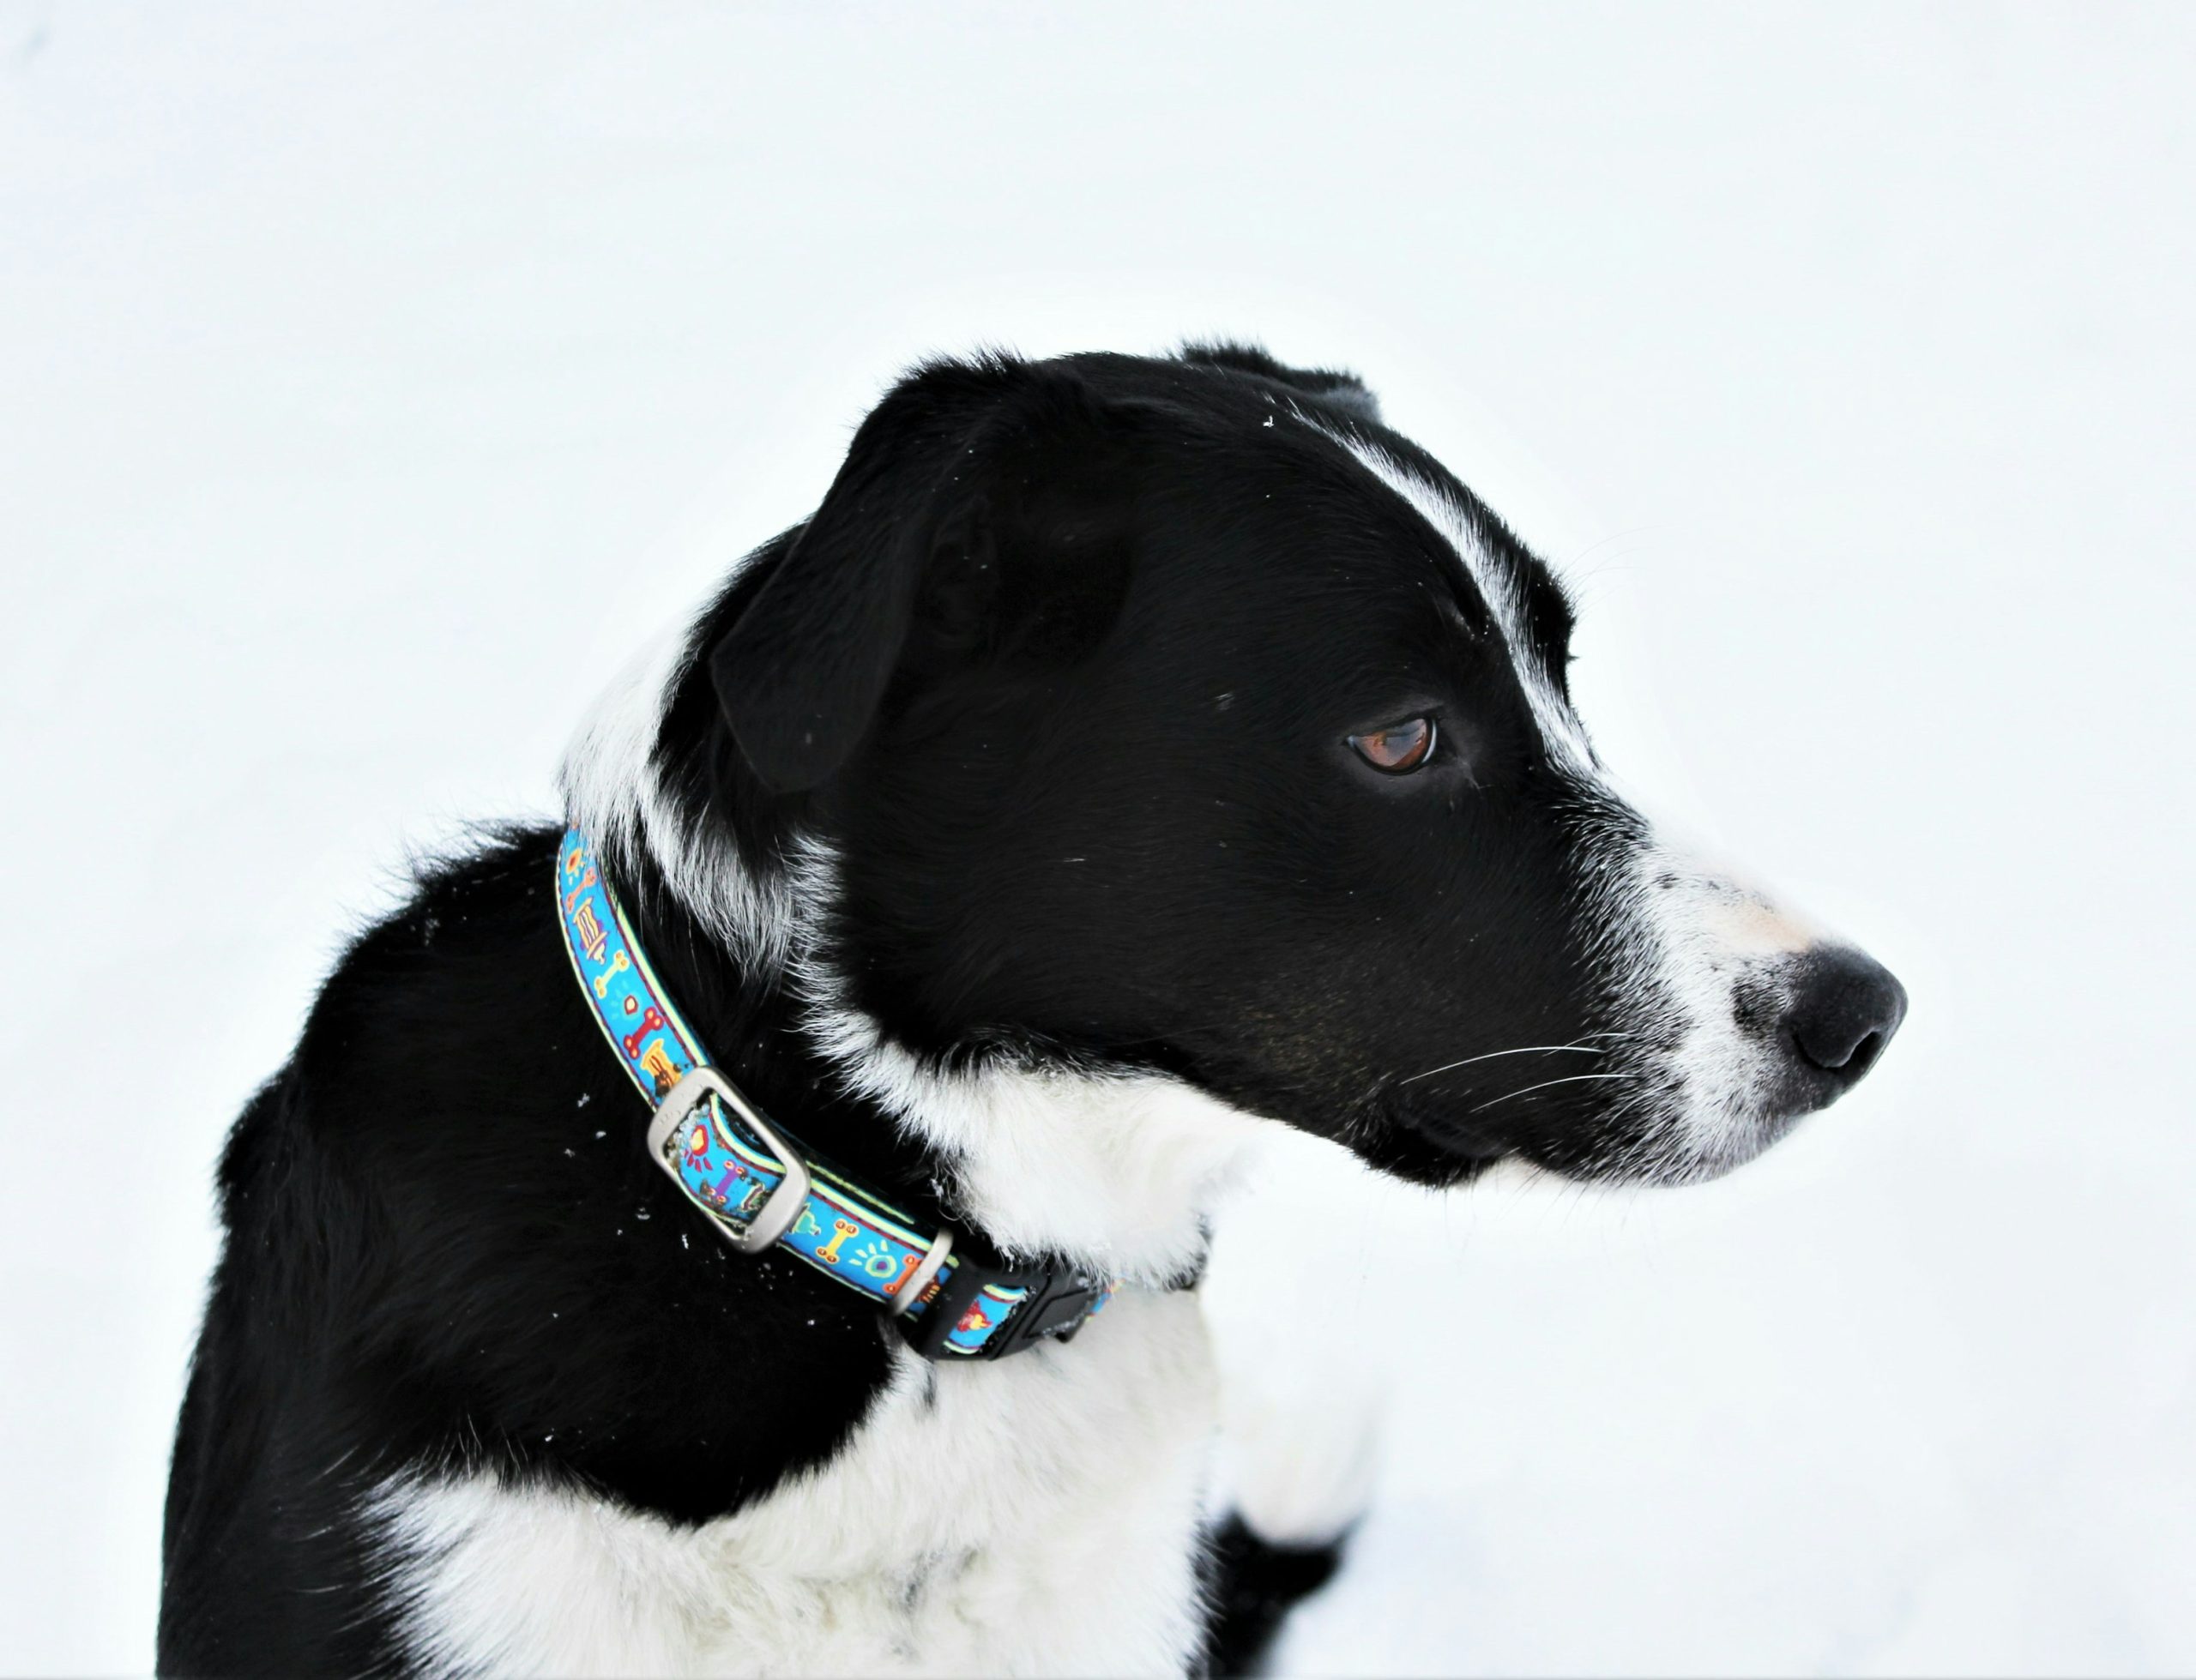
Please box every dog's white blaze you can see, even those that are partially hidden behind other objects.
[1217,1368,1383,1550]
[1318,425,1595,776]
[367,1291,1221,1677]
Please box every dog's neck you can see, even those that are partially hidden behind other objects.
[558,621,1270,1288]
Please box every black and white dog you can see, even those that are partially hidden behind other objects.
[159,344,1906,1676]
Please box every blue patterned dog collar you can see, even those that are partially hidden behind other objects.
[556,829,1116,1359]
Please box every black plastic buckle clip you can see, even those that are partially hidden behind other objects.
[901,1260,1108,1362]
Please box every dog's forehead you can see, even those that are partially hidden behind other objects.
[1142,382,1555,634]
[1054,358,1591,765]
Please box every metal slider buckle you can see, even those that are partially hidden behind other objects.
[888,1228,956,1320]
[644,1066,812,1255]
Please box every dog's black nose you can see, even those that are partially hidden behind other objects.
[1783,947,1908,1086]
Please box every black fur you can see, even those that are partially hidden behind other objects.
[160,342,1903,1673]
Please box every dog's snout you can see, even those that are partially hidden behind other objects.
[1782,947,1908,1086]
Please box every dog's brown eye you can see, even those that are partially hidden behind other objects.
[1349,716,1436,774]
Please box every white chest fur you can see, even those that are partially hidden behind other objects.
[369,1289,1221,1677]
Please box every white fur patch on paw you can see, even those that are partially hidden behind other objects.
[1219,1376,1384,1548]
[1203,1135,1390,1547]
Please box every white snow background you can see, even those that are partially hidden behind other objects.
[3,4,2193,1673]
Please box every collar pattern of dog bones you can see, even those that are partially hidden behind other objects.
[556,829,1116,1360]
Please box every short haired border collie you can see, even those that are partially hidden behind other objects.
[158,343,1906,1677]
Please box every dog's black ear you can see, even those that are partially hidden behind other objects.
[1177,340,1382,424]
[709,356,1143,793]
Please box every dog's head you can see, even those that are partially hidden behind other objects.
[647,346,1903,1194]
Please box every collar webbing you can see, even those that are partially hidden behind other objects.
[555,829,1115,1360]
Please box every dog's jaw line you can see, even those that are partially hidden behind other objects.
[785,840,1277,1286]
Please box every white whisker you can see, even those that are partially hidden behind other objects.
[1397,1040,1611,1086]
[1469,1071,1641,1113]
